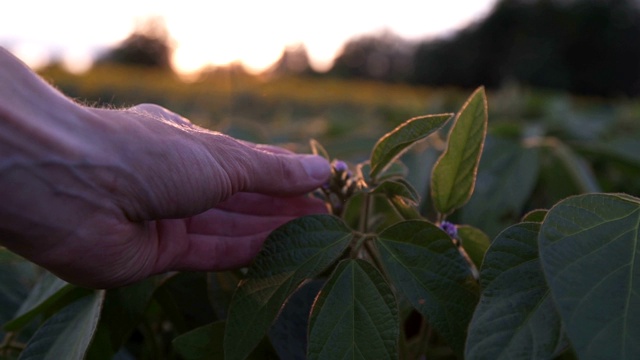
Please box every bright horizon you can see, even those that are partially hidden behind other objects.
[1,0,498,75]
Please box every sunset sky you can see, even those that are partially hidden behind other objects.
[1,0,498,74]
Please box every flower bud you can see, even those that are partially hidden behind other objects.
[439,221,458,239]
[332,160,349,173]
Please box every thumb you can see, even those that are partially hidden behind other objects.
[242,152,331,195]
[206,134,331,196]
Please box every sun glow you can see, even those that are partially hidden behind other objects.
[1,0,497,75]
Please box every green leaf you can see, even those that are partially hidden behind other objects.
[375,220,479,356]
[372,179,420,205]
[466,223,566,359]
[4,272,76,331]
[85,278,157,358]
[457,225,491,269]
[173,321,278,360]
[309,139,330,160]
[342,191,366,230]
[269,279,324,360]
[18,290,104,360]
[460,137,540,237]
[370,114,452,180]
[522,209,548,222]
[154,272,215,333]
[0,250,36,336]
[207,271,242,320]
[431,87,488,215]
[369,195,410,231]
[173,321,225,360]
[387,196,422,221]
[308,259,399,360]
[360,160,409,186]
[547,140,600,193]
[539,193,640,360]
[224,215,353,360]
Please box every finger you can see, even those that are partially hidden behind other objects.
[221,144,331,195]
[214,193,328,216]
[187,209,295,237]
[151,219,270,273]
[180,232,271,271]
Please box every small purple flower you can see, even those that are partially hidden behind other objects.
[439,221,458,239]
[333,160,349,173]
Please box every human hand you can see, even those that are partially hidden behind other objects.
[0,48,331,288]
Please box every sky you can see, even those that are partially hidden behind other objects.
[1,0,498,75]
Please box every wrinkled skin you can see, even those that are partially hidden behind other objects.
[0,47,330,288]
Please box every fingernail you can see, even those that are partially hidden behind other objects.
[300,155,331,181]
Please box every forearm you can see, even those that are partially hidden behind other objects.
[0,48,86,155]
[0,48,115,253]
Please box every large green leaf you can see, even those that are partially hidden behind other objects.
[431,87,488,215]
[224,215,353,360]
[547,140,600,193]
[466,223,566,359]
[0,249,36,336]
[85,279,157,359]
[461,137,540,237]
[521,209,548,223]
[369,114,452,180]
[18,290,104,360]
[173,321,278,360]
[307,259,399,360]
[174,321,226,360]
[269,279,324,360]
[375,220,479,356]
[4,272,77,331]
[207,271,242,320]
[539,193,640,359]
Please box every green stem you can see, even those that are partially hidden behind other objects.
[363,240,385,274]
[350,234,368,258]
[359,191,372,233]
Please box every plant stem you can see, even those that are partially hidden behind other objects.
[350,234,368,258]
[364,240,385,274]
[359,191,372,234]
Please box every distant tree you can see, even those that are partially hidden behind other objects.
[96,17,174,71]
[264,44,317,77]
[412,0,640,97]
[329,31,414,83]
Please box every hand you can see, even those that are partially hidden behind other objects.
[0,48,331,288]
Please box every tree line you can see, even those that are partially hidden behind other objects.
[99,0,640,97]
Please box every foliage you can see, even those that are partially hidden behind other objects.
[411,0,640,97]
[95,17,174,71]
[328,30,414,83]
[2,82,640,359]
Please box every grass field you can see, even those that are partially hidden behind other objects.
[8,64,640,360]
[39,64,640,229]
[39,65,640,163]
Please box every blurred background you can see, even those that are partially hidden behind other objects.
[4,0,640,234]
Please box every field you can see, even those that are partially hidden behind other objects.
[39,64,640,220]
[3,65,640,359]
